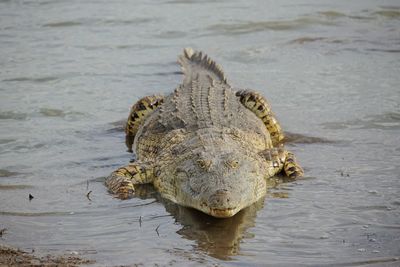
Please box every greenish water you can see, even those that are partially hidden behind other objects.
[1,0,399,266]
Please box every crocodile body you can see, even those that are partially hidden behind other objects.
[106,48,303,218]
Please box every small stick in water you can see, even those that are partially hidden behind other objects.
[0,228,6,237]
[155,224,160,236]
[86,191,92,201]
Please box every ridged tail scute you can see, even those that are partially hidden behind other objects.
[178,48,227,84]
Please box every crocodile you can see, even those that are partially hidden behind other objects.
[106,48,303,218]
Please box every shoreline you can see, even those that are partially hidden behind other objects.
[0,243,94,266]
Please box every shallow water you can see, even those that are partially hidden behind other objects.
[1,0,400,266]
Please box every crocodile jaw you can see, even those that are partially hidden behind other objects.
[208,207,242,218]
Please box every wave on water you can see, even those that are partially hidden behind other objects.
[2,76,59,83]
[206,17,337,36]
[0,111,28,120]
[42,17,157,28]
[321,112,400,130]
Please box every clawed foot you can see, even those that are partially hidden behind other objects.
[105,162,154,200]
[105,171,135,199]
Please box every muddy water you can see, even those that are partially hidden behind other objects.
[1,0,400,266]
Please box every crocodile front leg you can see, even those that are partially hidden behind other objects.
[259,147,286,177]
[283,152,304,179]
[125,95,164,152]
[259,147,304,179]
[105,161,155,199]
[236,90,284,146]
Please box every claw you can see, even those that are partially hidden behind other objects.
[106,173,135,199]
[117,181,135,198]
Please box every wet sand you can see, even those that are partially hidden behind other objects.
[0,244,94,267]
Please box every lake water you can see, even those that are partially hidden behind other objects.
[1,0,400,266]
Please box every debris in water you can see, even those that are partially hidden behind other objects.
[29,194,34,201]
[86,191,92,201]
[0,228,6,237]
[155,224,160,236]
[340,170,350,177]
[319,235,329,239]
[139,216,142,227]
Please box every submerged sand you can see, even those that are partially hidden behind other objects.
[0,244,94,267]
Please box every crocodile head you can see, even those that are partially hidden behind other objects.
[171,146,267,218]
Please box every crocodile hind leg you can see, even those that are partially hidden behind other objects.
[125,95,164,152]
[105,162,155,199]
[283,151,304,179]
[260,147,303,179]
[236,90,284,146]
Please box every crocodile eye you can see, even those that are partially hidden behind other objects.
[197,159,211,170]
[226,160,239,169]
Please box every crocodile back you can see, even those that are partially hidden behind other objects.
[133,49,271,160]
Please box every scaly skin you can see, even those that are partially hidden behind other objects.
[106,48,303,218]
[125,95,164,152]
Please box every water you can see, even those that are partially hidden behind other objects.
[1,0,400,265]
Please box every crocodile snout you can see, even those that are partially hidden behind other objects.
[208,189,234,208]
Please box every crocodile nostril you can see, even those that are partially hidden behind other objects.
[216,189,228,194]
[208,189,233,208]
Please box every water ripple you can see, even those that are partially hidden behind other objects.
[313,257,400,267]
[365,48,400,53]
[42,17,157,28]
[0,139,16,145]
[0,169,20,177]
[0,184,33,190]
[373,10,400,19]
[2,76,59,83]
[43,21,83,28]
[321,112,400,130]
[0,211,74,217]
[206,17,337,35]
[0,111,27,120]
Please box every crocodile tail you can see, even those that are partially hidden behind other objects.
[178,48,227,84]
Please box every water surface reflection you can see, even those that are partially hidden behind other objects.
[135,184,264,260]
